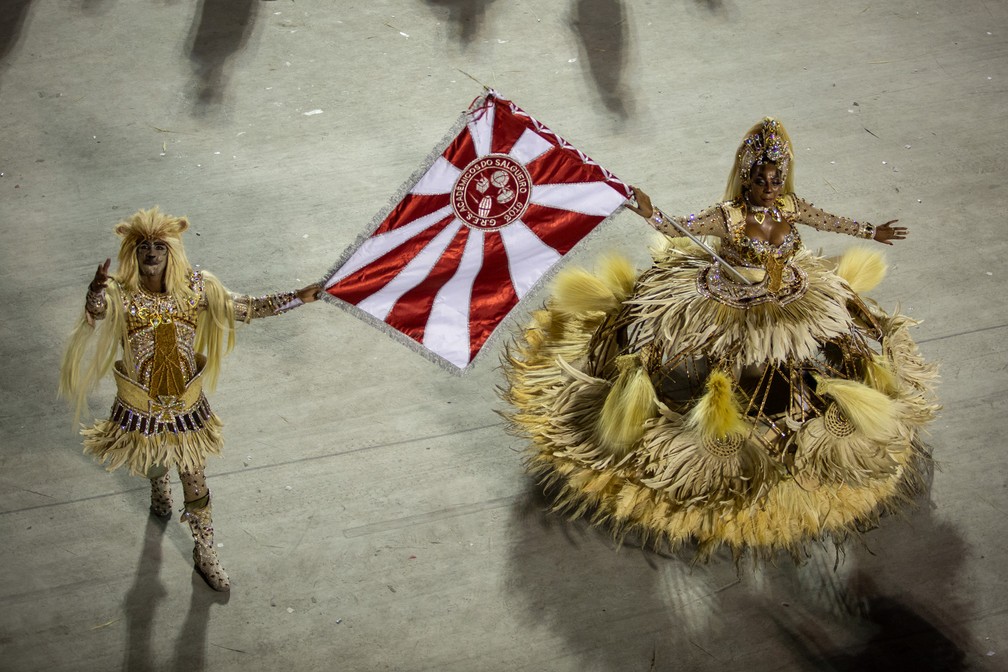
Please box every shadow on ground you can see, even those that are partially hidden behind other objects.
[187,0,259,113]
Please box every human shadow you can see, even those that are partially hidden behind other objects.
[423,0,496,45]
[0,0,34,89]
[122,515,170,672]
[187,0,258,113]
[167,571,230,671]
[772,576,969,671]
[569,0,633,120]
[828,591,967,671]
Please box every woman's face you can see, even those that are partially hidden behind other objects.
[747,162,784,207]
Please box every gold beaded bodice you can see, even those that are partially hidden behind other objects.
[718,198,803,292]
[669,194,869,253]
[121,272,204,397]
[663,193,872,298]
[111,271,299,396]
[85,268,300,398]
[720,198,801,263]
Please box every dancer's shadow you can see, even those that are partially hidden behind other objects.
[122,515,170,672]
[122,496,230,670]
[423,0,496,45]
[187,0,258,113]
[169,572,230,671]
[827,588,967,671]
[768,492,972,671]
[569,0,633,120]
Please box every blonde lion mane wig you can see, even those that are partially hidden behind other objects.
[723,117,796,202]
[59,207,237,425]
[114,207,196,307]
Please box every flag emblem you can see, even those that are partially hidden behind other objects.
[453,154,532,229]
[323,92,629,370]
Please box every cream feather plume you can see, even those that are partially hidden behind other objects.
[815,376,897,441]
[686,370,748,439]
[596,354,658,457]
[836,247,887,294]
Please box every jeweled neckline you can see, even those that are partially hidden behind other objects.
[137,285,169,297]
[737,219,795,248]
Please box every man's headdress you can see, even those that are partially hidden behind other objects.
[113,207,195,300]
[115,207,189,246]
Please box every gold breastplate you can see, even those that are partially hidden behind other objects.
[120,273,204,394]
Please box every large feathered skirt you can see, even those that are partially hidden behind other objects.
[500,239,939,561]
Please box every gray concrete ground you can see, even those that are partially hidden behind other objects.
[1,0,1006,670]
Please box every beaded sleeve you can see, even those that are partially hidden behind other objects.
[649,204,730,238]
[792,195,875,239]
[231,291,302,323]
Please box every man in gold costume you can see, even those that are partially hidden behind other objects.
[60,207,320,591]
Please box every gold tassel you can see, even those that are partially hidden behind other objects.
[596,354,657,457]
[686,370,748,440]
[836,247,887,294]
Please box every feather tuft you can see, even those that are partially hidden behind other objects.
[687,370,748,439]
[552,267,618,315]
[836,247,887,294]
[864,355,898,396]
[596,354,657,457]
[816,376,897,440]
[596,254,637,303]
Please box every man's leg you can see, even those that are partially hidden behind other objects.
[178,466,230,592]
[146,464,172,518]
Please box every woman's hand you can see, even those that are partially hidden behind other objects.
[874,220,907,245]
[296,283,323,303]
[625,186,655,220]
[90,258,111,292]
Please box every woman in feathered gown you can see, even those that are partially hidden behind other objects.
[501,118,939,561]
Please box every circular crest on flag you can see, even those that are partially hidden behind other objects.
[452,153,532,230]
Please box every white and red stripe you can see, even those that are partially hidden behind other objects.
[324,92,629,369]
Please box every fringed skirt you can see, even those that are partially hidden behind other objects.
[81,361,225,477]
[500,239,939,561]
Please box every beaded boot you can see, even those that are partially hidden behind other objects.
[149,472,173,517]
[180,495,230,592]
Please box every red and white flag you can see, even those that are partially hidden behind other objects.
[323,92,630,370]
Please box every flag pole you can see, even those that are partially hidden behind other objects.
[654,214,755,286]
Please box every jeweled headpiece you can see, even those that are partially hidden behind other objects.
[737,117,792,184]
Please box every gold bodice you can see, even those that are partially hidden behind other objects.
[121,273,205,397]
[719,198,803,292]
